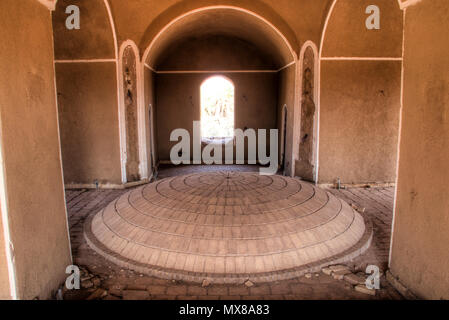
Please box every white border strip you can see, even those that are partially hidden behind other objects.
[144,63,157,73]
[138,58,149,180]
[103,0,118,58]
[316,0,338,183]
[102,0,127,184]
[54,59,116,63]
[36,0,56,11]
[145,61,295,74]
[155,70,278,74]
[321,57,402,61]
[319,0,338,59]
[389,8,407,267]
[50,16,73,267]
[277,61,296,72]
[398,0,422,10]
[117,43,130,184]
[290,57,300,177]
[148,104,156,171]
[280,104,288,171]
[0,118,18,300]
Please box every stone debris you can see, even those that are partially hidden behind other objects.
[202,279,211,287]
[344,284,353,291]
[355,284,376,296]
[344,273,366,286]
[81,279,94,289]
[87,288,108,300]
[108,288,123,298]
[322,267,333,276]
[92,277,101,287]
[244,280,254,288]
[305,273,312,279]
[80,266,97,281]
[81,275,93,282]
[55,265,110,300]
[320,264,379,296]
[329,265,351,273]
[332,269,352,280]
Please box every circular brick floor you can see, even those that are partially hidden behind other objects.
[85,172,371,284]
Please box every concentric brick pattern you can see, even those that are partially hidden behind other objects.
[86,172,367,282]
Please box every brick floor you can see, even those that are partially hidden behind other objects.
[86,170,367,283]
[64,164,402,300]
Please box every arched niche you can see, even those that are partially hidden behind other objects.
[142,6,297,70]
[296,41,319,182]
[119,41,141,183]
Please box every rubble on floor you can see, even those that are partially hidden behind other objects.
[321,264,377,296]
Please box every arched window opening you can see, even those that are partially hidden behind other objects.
[201,76,235,141]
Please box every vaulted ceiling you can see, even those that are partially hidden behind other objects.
[52,0,403,63]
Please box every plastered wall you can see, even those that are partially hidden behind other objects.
[318,0,403,184]
[53,0,122,186]
[53,0,115,60]
[155,35,277,71]
[51,0,404,185]
[156,73,278,161]
[319,61,401,183]
[322,0,403,58]
[155,35,279,162]
[144,68,158,172]
[390,0,449,299]
[56,62,122,185]
[277,65,296,176]
[0,205,10,299]
[0,0,71,299]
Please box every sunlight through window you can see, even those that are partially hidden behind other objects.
[201,76,234,140]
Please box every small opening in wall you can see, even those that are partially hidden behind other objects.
[200,76,235,143]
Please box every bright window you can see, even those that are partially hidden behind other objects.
[200,76,234,140]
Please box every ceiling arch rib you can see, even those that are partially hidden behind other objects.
[142,7,297,71]
[36,0,57,10]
